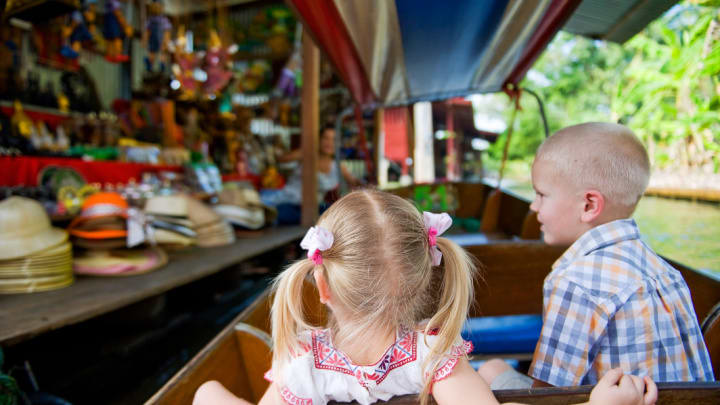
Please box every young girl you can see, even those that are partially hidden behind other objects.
[194,190,657,405]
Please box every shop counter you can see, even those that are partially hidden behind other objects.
[0,226,306,346]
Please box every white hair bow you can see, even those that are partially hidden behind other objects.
[423,212,452,266]
[300,226,334,265]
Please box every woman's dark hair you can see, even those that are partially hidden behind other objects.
[321,123,335,134]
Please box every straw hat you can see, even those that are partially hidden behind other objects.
[0,240,74,294]
[0,197,68,260]
[144,195,188,218]
[153,229,195,246]
[218,188,277,225]
[214,205,264,230]
[68,192,129,240]
[218,188,263,207]
[74,246,168,277]
[185,196,223,228]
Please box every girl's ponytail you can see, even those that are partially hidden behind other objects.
[270,259,316,371]
[420,237,476,405]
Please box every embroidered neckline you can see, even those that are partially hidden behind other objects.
[312,329,418,388]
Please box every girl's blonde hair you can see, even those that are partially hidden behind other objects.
[271,189,477,405]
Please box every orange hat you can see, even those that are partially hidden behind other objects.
[68,192,129,240]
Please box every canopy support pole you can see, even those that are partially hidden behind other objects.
[301,30,319,227]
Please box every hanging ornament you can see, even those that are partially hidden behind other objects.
[171,26,201,100]
[103,0,133,63]
[144,0,172,72]
[202,29,236,97]
[274,24,302,98]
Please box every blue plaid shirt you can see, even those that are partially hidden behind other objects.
[529,219,714,386]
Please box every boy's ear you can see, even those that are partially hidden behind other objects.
[580,189,604,223]
[313,267,331,305]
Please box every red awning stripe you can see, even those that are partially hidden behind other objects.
[288,0,377,107]
[503,0,583,86]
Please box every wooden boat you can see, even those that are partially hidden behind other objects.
[147,187,720,405]
[148,0,720,401]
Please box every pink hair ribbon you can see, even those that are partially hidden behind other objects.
[300,226,334,265]
[423,212,452,266]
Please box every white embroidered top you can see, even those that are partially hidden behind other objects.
[265,328,473,405]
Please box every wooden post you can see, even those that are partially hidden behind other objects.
[446,102,459,181]
[301,31,319,226]
[374,109,386,187]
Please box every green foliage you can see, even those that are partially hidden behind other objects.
[504,1,720,172]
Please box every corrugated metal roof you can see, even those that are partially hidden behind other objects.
[563,0,678,43]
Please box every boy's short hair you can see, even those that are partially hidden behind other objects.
[535,122,650,210]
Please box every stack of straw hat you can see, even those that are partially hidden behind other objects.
[68,192,167,276]
[214,187,277,230]
[145,195,235,247]
[0,197,73,294]
[143,195,197,247]
[67,192,129,249]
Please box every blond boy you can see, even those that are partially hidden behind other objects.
[479,123,713,388]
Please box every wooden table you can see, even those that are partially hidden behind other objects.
[0,226,306,346]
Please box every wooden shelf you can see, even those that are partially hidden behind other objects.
[0,226,306,346]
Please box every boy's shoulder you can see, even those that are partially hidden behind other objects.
[549,223,684,310]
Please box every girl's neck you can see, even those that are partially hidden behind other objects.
[333,321,396,366]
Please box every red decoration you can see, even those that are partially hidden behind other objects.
[0,156,181,187]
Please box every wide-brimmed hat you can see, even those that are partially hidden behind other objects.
[217,188,277,226]
[214,204,265,230]
[152,229,195,246]
[68,192,129,240]
[145,195,222,228]
[144,195,188,218]
[193,218,235,247]
[0,197,68,260]
[74,246,167,277]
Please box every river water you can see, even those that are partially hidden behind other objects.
[505,183,720,278]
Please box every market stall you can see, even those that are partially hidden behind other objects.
[0,0,370,402]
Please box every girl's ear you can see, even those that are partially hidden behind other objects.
[580,189,604,223]
[313,267,331,305]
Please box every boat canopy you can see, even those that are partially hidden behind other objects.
[287,0,678,108]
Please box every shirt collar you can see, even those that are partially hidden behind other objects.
[553,219,641,269]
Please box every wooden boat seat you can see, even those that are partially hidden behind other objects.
[386,182,541,243]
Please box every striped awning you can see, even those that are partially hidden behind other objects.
[288,0,582,108]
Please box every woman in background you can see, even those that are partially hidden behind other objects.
[261,124,360,224]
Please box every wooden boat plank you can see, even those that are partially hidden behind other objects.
[466,242,566,317]
[0,226,307,346]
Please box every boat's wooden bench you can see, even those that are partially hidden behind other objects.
[386,182,541,242]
